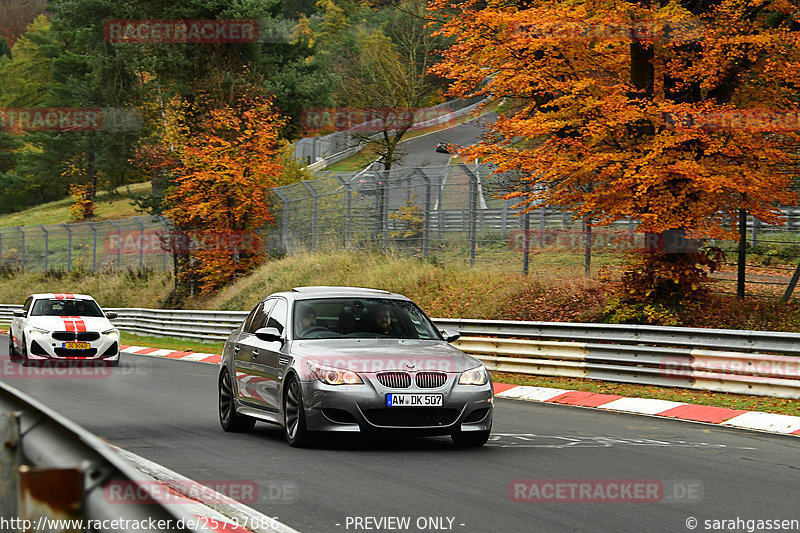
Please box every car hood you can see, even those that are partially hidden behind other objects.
[289,338,481,374]
[28,315,115,332]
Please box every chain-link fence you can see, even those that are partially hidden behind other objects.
[0,216,174,273]
[3,163,800,301]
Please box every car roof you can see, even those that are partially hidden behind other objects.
[285,286,409,301]
[30,293,96,301]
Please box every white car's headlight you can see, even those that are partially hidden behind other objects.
[307,362,363,385]
[29,327,49,336]
[458,365,488,385]
[102,328,119,337]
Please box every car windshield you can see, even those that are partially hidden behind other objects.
[293,298,441,340]
[30,299,105,317]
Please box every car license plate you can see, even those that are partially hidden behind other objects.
[63,342,90,350]
[386,394,443,407]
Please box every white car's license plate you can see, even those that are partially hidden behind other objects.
[63,342,90,350]
[386,394,443,407]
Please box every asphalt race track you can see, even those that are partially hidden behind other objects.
[2,340,798,533]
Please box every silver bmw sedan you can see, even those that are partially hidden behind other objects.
[218,286,494,447]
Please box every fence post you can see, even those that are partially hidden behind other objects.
[272,188,290,253]
[522,211,530,275]
[751,216,760,247]
[90,224,98,273]
[422,174,431,258]
[39,225,49,271]
[468,168,478,267]
[381,172,389,253]
[539,208,546,246]
[335,176,352,248]
[15,227,24,270]
[501,199,509,240]
[110,220,121,271]
[583,219,591,277]
[60,224,72,273]
[301,182,319,252]
[133,218,145,270]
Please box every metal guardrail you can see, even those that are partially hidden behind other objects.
[1,306,799,398]
[0,380,208,532]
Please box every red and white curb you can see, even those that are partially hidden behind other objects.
[117,344,800,438]
[121,345,221,364]
[494,384,800,437]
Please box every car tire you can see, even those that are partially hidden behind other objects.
[218,370,256,433]
[109,355,120,367]
[451,427,491,448]
[20,334,30,365]
[8,333,18,359]
[283,376,318,448]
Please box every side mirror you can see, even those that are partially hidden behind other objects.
[440,329,460,343]
[255,327,282,342]
[105,311,118,319]
[12,309,26,318]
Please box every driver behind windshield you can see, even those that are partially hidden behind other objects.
[297,305,316,336]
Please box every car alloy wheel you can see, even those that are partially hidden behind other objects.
[283,377,317,448]
[218,370,255,432]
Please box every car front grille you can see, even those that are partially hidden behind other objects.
[52,332,100,342]
[376,371,411,389]
[363,408,460,427]
[53,348,97,357]
[415,372,447,388]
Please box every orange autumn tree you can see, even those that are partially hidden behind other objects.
[430,0,800,315]
[164,96,284,295]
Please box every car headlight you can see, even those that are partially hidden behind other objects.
[29,327,49,336]
[102,328,119,337]
[458,365,488,385]
[307,362,363,385]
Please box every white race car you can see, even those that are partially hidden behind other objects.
[9,293,120,365]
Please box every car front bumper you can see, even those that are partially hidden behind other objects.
[25,329,120,362]
[299,376,493,435]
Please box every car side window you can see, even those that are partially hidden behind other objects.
[22,297,33,314]
[243,300,275,334]
[265,298,288,335]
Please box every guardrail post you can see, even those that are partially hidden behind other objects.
[90,223,98,273]
[0,412,20,517]
[15,226,24,270]
[110,220,121,271]
[133,217,145,270]
[301,182,319,251]
[60,223,72,273]
[39,224,49,271]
